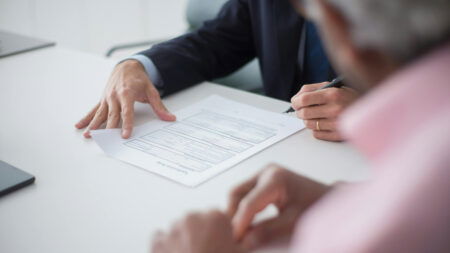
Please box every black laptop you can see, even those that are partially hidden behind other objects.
[0,160,35,197]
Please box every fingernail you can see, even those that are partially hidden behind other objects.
[122,130,130,138]
[168,113,177,120]
[83,131,91,138]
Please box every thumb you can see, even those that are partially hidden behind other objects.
[146,88,176,121]
[241,208,299,250]
[231,183,280,241]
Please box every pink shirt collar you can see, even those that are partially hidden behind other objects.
[340,43,450,164]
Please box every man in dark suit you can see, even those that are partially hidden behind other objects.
[76,0,358,141]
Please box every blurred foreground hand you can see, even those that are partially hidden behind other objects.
[228,164,330,250]
[151,210,246,253]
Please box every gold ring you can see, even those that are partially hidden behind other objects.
[316,120,321,131]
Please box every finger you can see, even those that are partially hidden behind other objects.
[291,90,328,110]
[232,182,280,240]
[146,87,176,121]
[312,130,344,142]
[151,231,168,253]
[106,99,121,129]
[304,118,338,131]
[75,103,100,129]
[168,222,182,247]
[296,104,343,120]
[120,98,135,139]
[207,209,231,227]
[83,102,108,138]
[241,208,299,250]
[227,177,258,218]
[300,82,328,92]
[207,210,234,237]
[291,82,328,103]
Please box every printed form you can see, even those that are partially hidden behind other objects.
[91,95,304,187]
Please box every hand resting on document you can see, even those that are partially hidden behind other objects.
[75,60,176,139]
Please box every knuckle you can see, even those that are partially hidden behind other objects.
[297,94,308,106]
[151,86,161,97]
[304,120,313,129]
[107,91,117,100]
[290,95,297,105]
[330,120,339,130]
[112,115,120,122]
[296,109,304,119]
[94,108,103,117]
[121,114,132,124]
[291,102,299,111]
[300,108,310,119]
[148,90,161,101]
[299,85,308,92]
[121,106,134,116]
[117,87,133,97]
[328,88,342,102]
[107,111,117,118]
[302,83,315,91]
[331,105,344,116]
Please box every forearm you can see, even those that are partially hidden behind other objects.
[139,0,256,96]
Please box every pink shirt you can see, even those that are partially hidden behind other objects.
[290,43,450,253]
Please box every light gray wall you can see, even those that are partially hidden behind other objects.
[0,0,188,56]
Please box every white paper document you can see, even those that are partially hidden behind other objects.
[91,95,304,187]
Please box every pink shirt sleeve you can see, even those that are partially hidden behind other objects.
[290,120,450,253]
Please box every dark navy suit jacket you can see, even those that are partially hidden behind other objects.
[141,0,334,101]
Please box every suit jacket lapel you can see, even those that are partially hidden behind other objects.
[273,0,303,97]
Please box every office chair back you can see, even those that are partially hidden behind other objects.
[186,0,263,93]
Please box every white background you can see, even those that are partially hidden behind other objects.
[0,0,188,56]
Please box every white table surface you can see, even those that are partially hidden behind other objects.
[0,47,369,253]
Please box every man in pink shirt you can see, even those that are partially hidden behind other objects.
[151,0,450,252]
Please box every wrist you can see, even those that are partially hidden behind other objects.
[119,59,145,71]
[116,60,156,91]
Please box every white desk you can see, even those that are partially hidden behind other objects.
[0,47,369,253]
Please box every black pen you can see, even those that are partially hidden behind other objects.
[284,76,345,113]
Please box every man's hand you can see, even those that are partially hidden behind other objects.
[228,164,330,250]
[75,60,176,139]
[151,210,246,253]
[291,82,358,142]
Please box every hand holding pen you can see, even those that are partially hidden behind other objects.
[288,76,359,142]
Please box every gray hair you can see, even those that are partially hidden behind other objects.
[310,0,450,63]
